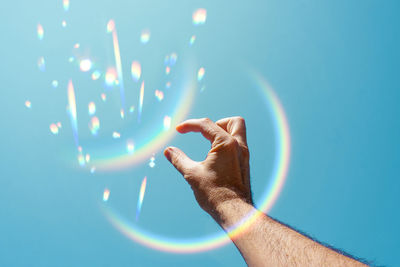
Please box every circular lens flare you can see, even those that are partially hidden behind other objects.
[101,72,291,254]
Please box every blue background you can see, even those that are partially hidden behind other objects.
[1,0,399,266]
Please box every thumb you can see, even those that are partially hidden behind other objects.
[164,146,196,175]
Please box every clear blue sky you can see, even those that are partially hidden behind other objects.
[1,0,399,266]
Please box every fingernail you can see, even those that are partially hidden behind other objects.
[164,147,173,161]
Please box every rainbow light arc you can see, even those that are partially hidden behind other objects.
[91,67,197,171]
[101,72,291,254]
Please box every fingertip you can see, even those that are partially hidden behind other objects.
[175,123,187,133]
[163,146,174,161]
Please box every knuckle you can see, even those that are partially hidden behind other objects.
[225,137,239,149]
[235,116,246,126]
[201,117,212,124]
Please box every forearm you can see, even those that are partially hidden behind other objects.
[213,198,367,267]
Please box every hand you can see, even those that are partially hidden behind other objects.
[164,117,252,216]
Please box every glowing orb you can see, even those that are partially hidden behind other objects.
[79,59,92,72]
[25,100,32,109]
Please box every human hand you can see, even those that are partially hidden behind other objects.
[164,117,252,216]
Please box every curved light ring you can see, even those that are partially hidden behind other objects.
[102,72,291,253]
[92,74,197,171]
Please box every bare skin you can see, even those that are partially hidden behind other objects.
[164,117,367,267]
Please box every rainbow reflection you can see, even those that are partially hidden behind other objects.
[25,100,32,109]
[52,80,59,88]
[138,81,144,123]
[136,177,147,221]
[189,35,196,46]
[105,67,117,87]
[38,57,45,72]
[107,19,126,113]
[89,116,100,136]
[112,132,121,139]
[197,67,205,81]
[37,24,44,40]
[67,80,79,147]
[140,29,151,44]
[101,72,291,254]
[103,189,110,202]
[88,102,96,116]
[50,123,59,135]
[131,61,141,82]
[92,71,101,80]
[192,8,207,25]
[91,69,197,171]
[155,90,164,102]
[63,0,70,11]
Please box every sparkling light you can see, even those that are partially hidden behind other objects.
[79,59,92,72]
[140,29,151,44]
[38,57,45,72]
[92,71,101,80]
[50,123,59,135]
[52,80,59,88]
[89,116,100,135]
[112,132,121,139]
[127,139,135,154]
[193,8,207,25]
[25,100,32,109]
[155,90,164,101]
[136,177,147,220]
[37,24,44,40]
[105,67,117,87]
[163,116,171,131]
[106,20,115,33]
[88,102,96,116]
[131,61,141,82]
[189,35,196,46]
[103,189,110,202]
[63,0,70,11]
[197,67,205,81]
[138,81,144,123]
[149,156,155,168]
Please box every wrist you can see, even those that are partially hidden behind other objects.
[210,195,255,230]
